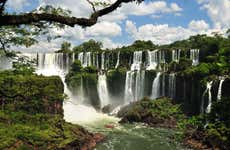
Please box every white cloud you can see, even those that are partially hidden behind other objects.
[85,21,122,37]
[125,20,137,35]
[170,3,183,12]
[7,0,30,11]
[101,1,183,22]
[125,20,195,45]
[189,20,210,31]
[197,0,230,28]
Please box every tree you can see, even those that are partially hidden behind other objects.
[0,0,144,27]
[56,41,72,53]
[73,39,102,52]
[0,26,38,55]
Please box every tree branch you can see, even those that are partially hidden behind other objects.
[86,0,96,12]
[0,0,7,15]
[0,0,143,27]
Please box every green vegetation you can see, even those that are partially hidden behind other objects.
[118,97,186,128]
[73,39,103,52]
[56,41,72,53]
[0,63,102,149]
[0,111,94,149]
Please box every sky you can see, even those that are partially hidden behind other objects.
[5,0,230,52]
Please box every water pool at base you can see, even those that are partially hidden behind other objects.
[64,102,189,150]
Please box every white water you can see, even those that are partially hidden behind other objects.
[124,51,145,103]
[97,73,110,108]
[146,50,158,70]
[115,51,120,69]
[101,52,105,70]
[217,77,225,100]
[172,49,180,62]
[168,73,176,98]
[131,51,142,71]
[124,71,135,104]
[78,52,92,67]
[190,49,199,66]
[161,73,166,96]
[201,81,213,113]
[151,72,161,99]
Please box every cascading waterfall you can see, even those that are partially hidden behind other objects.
[115,51,120,69]
[124,71,135,104]
[72,53,75,63]
[172,49,180,62]
[201,81,213,113]
[217,77,225,100]
[168,73,176,98]
[101,52,105,70]
[151,72,161,99]
[146,50,158,70]
[161,73,166,97]
[124,51,145,104]
[97,73,110,108]
[78,52,92,67]
[190,49,199,66]
[134,70,145,101]
[131,51,142,71]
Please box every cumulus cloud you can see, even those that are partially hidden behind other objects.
[125,20,196,45]
[101,1,183,22]
[85,21,122,37]
[197,0,230,28]
[189,20,210,31]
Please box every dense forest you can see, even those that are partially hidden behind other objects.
[0,0,229,149]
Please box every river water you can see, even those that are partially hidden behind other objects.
[63,101,187,150]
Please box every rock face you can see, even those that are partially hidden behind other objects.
[0,72,104,150]
[118,97,184,128]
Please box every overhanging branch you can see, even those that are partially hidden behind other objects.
[0,0,144,27]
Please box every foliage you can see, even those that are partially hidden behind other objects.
[83,66,98,73]
[0,111,93,150]
[0,26,38,54]
[118,97,186,128]
[56,41,72,53]
[73,39,102,52]
[0,71,64,114]
[71,60,83,72]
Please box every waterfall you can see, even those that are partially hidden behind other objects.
[86,52,92,67]
[124,71,135,104]
[72,53,75,63]
[124,51,145,104]
[151,72,161,99]
[134,70,145,101]
[161,73,166,96]
[146,50,158,70]
[115,51,120,69]
[201,81,213,113]
[131,51,142,71]
[78,52,84,66]
[101,52,105,70]
[172,49,180,62]
[0,55,12,70]
[78,52,91,67]
[96,53,99,69]
[97,73,110,108]
[168,73,176,98]
[217,77,225,100]
[190,49,199,66]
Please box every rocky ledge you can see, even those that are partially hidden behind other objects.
[117,97,184,128]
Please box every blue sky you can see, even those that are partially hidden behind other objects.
[5,0,230,51]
